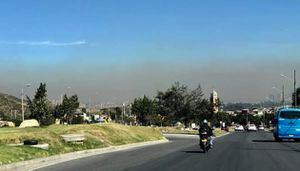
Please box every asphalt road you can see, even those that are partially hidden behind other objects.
[36,132,300,171]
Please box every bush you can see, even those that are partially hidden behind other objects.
[10,118,22,127]
[71,116,84,124]
[1,115,22,127]
[39,114,55,126]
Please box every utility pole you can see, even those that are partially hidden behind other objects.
[263,111,266,127]
[21,84,31,121]
[272,95,275,109]
[21,88,24,121]
[282,85,285,107]
[261,101,265,126]
[281,72,297,107]
[122,103,125,124]
[294,70,297,107]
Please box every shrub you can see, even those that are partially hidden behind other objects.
[1,115,22,127]
[71,116,84,124]
[10,118,22,127]
[39,114,55,126]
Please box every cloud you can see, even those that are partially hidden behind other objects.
[0,40,87,46]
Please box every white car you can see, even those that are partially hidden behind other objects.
[258,125,265,131]
[247,124,257,132]
[235,125,244,131]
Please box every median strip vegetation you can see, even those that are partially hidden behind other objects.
[0,124,165,165]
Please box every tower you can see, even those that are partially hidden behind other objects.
[210,90,219,113]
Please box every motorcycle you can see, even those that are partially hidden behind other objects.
[200,131,211,153]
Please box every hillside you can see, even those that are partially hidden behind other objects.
[0,93,22,119]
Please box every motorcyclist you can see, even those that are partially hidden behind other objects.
[199,119,214,148]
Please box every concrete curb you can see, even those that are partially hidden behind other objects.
[0,139,169,171]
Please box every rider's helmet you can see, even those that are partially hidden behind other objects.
[203,119,208,124]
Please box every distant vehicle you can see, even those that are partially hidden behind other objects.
[273,108,300,142]
[235,125,244,131]
[258,125,265,131]
[247,124,257,132]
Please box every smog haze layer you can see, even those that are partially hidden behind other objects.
[0,0,299,104]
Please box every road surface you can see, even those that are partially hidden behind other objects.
[36,132,300,171]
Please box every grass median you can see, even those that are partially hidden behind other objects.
[0,124,165,165]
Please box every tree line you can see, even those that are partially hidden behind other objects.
[131,82,213,126]
[26,83,79,126]
[131,82,287,127]
[22,82,300,127]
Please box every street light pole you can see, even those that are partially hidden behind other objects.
[294,70,297,107]
[21,88,24,121]
[272,95,275,108]
[122,103,125,124]
[272,86,283,107]
[282,85,285,107]
[246,112,248,125]
[281,72,297,107]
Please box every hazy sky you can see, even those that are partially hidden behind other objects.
[0,0,300,104]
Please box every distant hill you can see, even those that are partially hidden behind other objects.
[0,93,22,119]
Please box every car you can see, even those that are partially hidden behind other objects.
[247,124,257,132]
[235,125,244,131]
[258,125,265,131]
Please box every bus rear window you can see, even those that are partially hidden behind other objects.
[280,111,300,119]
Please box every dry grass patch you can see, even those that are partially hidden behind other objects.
[0,123,164,165]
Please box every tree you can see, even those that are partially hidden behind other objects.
[82,108,87,113]
[130,82,212,127]
[233,114,247,125]
[27,83,54,126]
[109,109,116,121]
[114,107,122,123]
[131,95,158,125]
[54,94,80,124]
[156,83,212,126]
[292,87,300,107]
[189,85,212,124]
[264,113,274,128]
[232,113,265,126]
[211,112,232,127]
[194,99,213,124]
[156,82,188,125]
